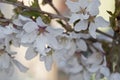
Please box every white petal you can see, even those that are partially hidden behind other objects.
[18,15,32,22]
[44,55,53,71]
[100,66,110,77]
[40,55,53,71]
[13,15,32,26]
[23,22,38,33]
[89,23,97,38]
[87,0,100,16]
[69,58,83,74]
[65,0,80,12]
[86,53,103,65]
[13,60,28,72]
[36,17,46,27]
[110,73,120,80]
[70,73,84,80]
[46,27,63,36]
[69,32,81,38]
[5,63,14,76]
[13,19,23,26]
[81,55,87,65]
[3,26,13,34]
[21,31,37,43]
[0,27,6,39]
[69,14,81,23]
[87,64,100,73]
[76,39,87,51]
[95,16,109,27]
[0,33,6,39]
[0,53,10,69]
[47,35,60,49]
[83,70,91,80]
[25,47,38,60]
[34,35,47,55]
[74,20,88,32]
[93,42,105,53]
[78,0,89,9]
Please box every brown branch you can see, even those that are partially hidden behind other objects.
[0,0,65,19]
[96,29,113,39]
[0,0,114,39]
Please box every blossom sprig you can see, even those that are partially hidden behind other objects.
[0,0,120,80]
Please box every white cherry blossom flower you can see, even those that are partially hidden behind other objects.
[0,53,11,69]
[12,59,28,73]
[62,57,83,74]
[76,39,87,51]
[69,72,84,80]
[66,0,100,23]
[0,50,28,74]
[25,47,38,60]
[40,54,53,71]
[13,15,32,27]
[109,72,120,80]
[75,16,109,38]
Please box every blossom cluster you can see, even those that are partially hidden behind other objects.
[0,0,119,80]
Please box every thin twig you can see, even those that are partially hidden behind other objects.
[0,0,114,39]
[48,2,73,32]
[49,3,61,15]
[96,29,113,39]
[0,1,65,19]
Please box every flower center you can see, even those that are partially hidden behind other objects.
[38,26,48,35]
[88,16,95,23]
[0,50,4,56]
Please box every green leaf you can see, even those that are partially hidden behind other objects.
[40,14,51,24]
[21,11,41,19]
[31,0,39,8]
[21,10,51,23]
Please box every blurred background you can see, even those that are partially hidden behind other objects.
[0,0,115,80]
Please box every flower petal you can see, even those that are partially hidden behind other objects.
[5,63,14,76]
[83,70,91,80]
[21,31,37,43]
[0,53,10,69]
[87,0,100,16]
[23,22,38,33]
[89,23,97,38]
[86,53,103,65]
[25,47,38,60]
[87,64,100,73]
[65,0,80,12]
[76,39,87,51]
[110,73,120,80]
[40,55,53,71]
[34,34,47,55]
[36,17,46,27]
[95,16,109,27]
[74,20,88,32]
[69,14,81,23]
[93,42,105,53]
[13,59,28,72]
[47,34,60,49]
[100,66,110,77]
[46,27,63,36]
